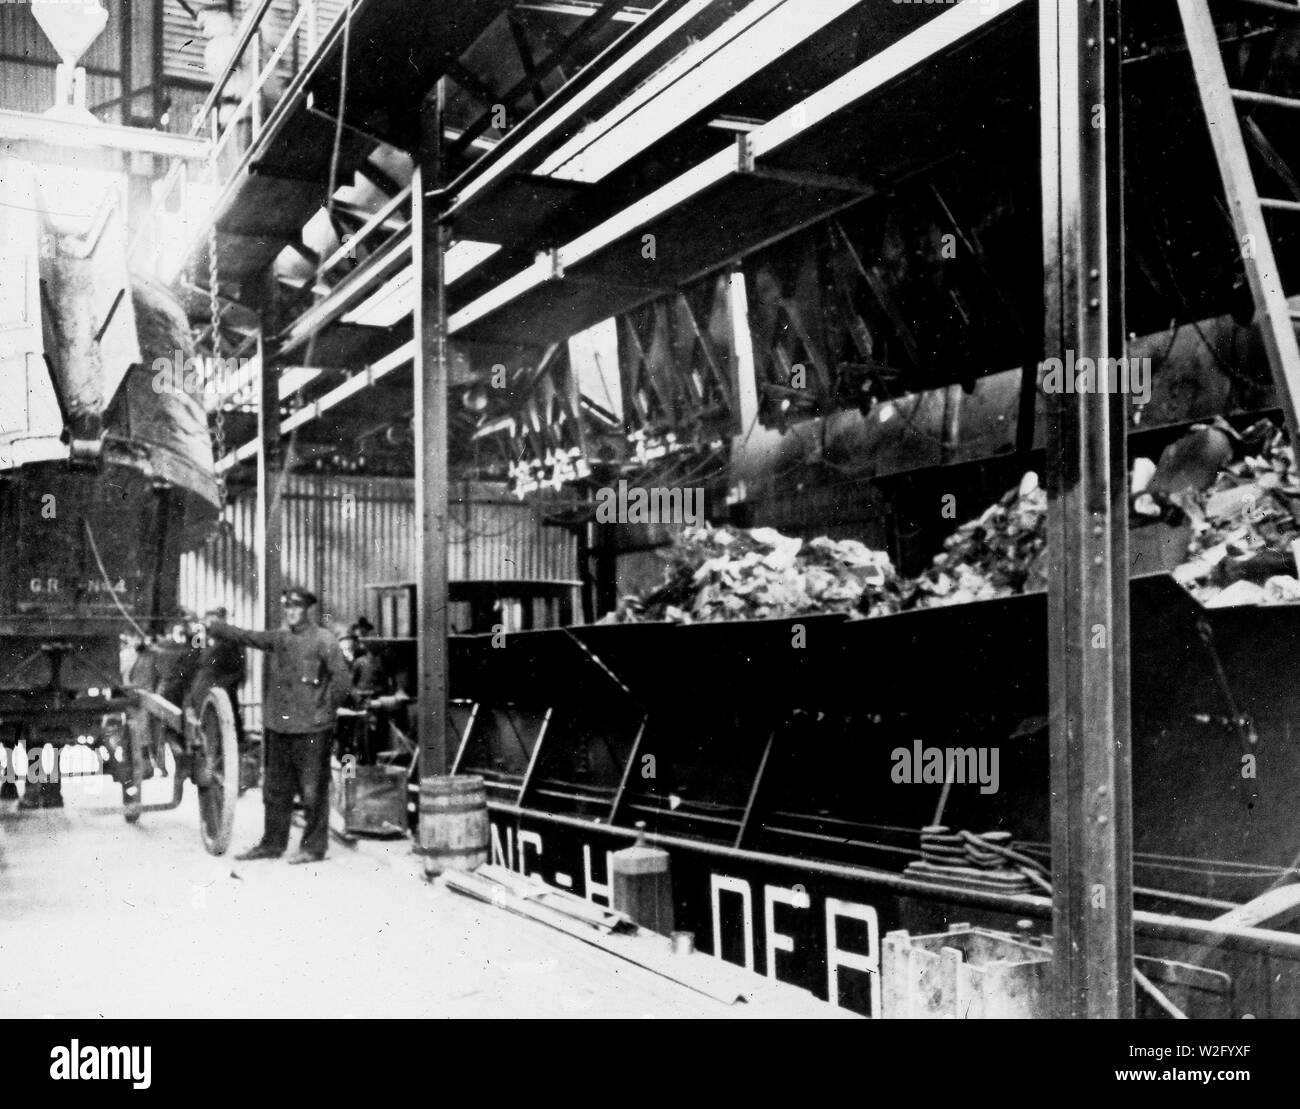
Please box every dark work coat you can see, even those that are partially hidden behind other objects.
[210,621,349,734]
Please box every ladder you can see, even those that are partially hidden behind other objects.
[1177,0,1300,442]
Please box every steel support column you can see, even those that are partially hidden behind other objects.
[726,268,760,438]
[256,319,284,653]
[1041,0,1133,1018]
[414,82,451,798]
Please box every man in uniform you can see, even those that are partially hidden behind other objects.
[207,587,349,864]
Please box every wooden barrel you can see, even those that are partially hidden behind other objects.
[418,775,489,875]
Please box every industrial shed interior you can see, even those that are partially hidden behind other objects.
[3,0,1300,1029]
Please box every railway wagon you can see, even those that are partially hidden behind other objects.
[1,264,234,850]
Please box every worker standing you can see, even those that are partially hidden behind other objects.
[151,613,202,778]
[190,606,247,748]
[337,617,388,764]
[345,617,386,705]
[207,586,349,864]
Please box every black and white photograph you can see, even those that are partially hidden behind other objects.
[0,0,1296,1074]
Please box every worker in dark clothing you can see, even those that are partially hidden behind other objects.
[346,618,386,705]
[154,616,201,708]
[121,631,161,790]
[208,586,349,864]
[338,618,388,763]
[148,615,202,778]
[189,606,247,748]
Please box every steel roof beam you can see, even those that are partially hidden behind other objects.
[449,0,1028,337]
[449,0,631,158]
[449,0,715,211]
[514,2,649,22]
[532,0,865,184]
[275,230,412,358]
[216,339,416,469]
[0,108,209,160]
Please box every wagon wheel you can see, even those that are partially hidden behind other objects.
[122,716,144,824]
[196,687,238,855]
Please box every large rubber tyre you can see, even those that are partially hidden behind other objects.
[197,688,239,855]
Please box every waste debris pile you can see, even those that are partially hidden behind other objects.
[1156,418,1300,607]
[606,525,901,623]
[609,419,1300,623]
[907,473,1049,609]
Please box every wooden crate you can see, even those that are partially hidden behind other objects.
[882,924,1052,1019]
[332,764,408,836]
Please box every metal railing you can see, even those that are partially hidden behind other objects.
[130,0,327,275]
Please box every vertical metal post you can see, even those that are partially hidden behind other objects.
[256,325,283,642]
[250,24,262,140]
[414,81,450,799]
[304,0,319,57]
[1041,0,1133,1018]
[594,524,617,616]
[121,0,133,126]
[151,0,163,126]
[726,268,760,439]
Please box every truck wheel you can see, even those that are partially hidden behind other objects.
[197,688,238,855]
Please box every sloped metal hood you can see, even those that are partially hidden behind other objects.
[0,154,218,549]
[102,275,220,550]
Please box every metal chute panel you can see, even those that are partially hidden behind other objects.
[0,159,63,470]
[568,614,851,711]
[0,153,139,444]
[452,577,1300,906]
[30,154,139,432]
[102,274,220,549]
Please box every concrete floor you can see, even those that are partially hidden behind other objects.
[0,771,833,1019]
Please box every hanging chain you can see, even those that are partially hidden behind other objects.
[208,192,227,514]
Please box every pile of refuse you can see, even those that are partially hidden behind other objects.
[907,473,1049,609]
[609,474,1052,623]
[610,419,1300,623]
[1159,418,1300,606]
[606,525,901,623]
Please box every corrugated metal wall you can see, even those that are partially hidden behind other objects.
[161,0,204,85]
[1,0,381,131]
[0,1,128,121]
[0,0,353,128]
[0,0,126,73]
[1,0,386,128]
[180,475,578,729]
[0,65,123,120]
[163,0,350,84]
